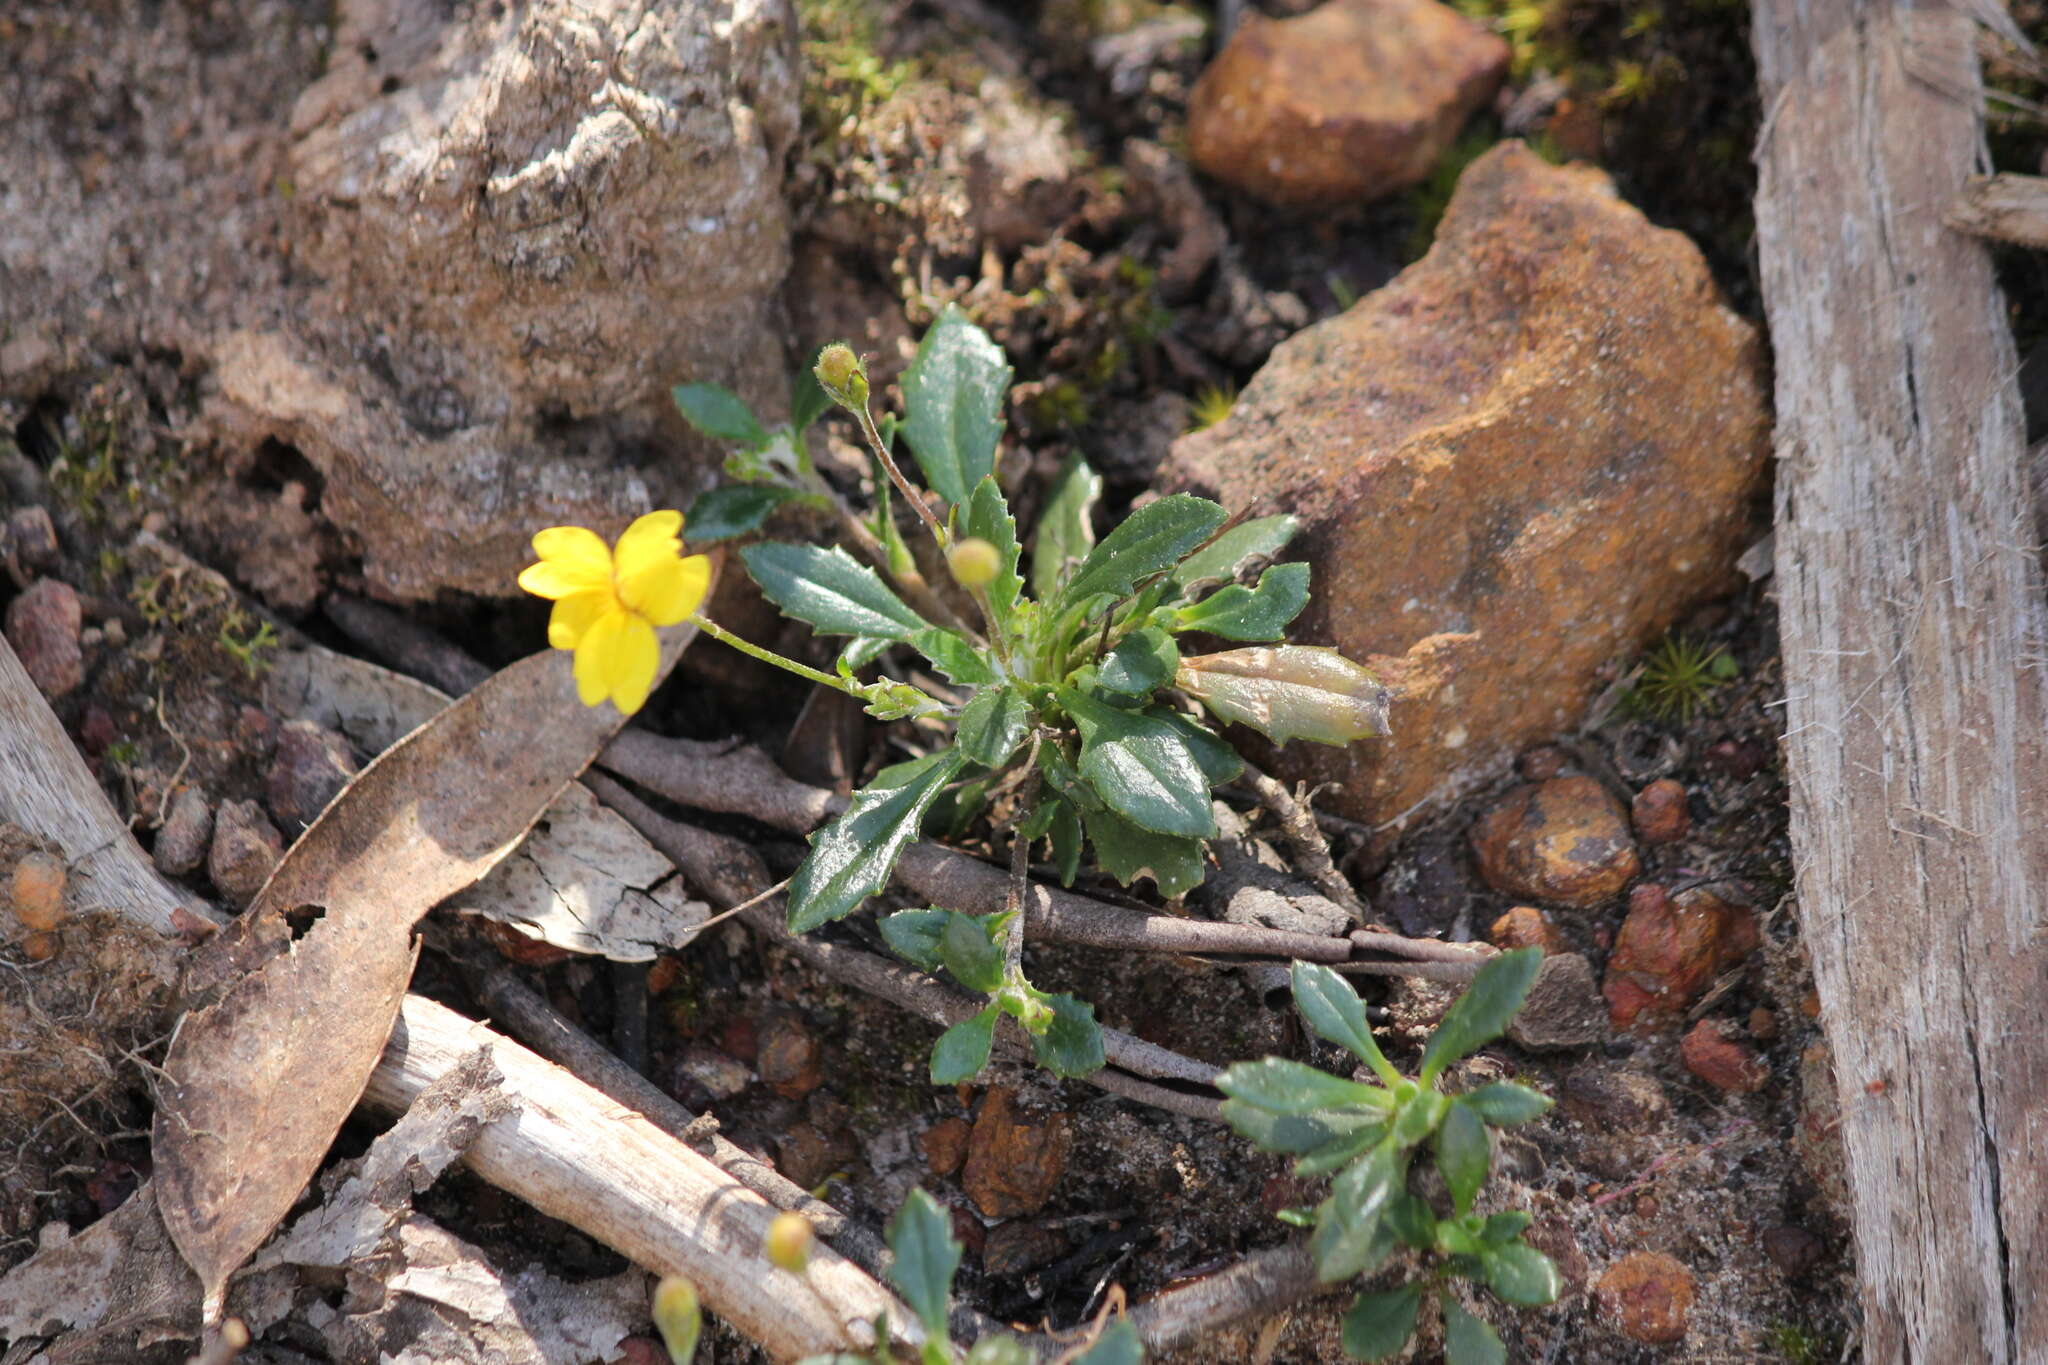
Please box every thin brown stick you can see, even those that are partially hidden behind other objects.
[1125,1242,1323,1352]
[1348,931,1493,965]
[1238,765,1364,919]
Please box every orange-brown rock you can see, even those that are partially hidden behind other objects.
[1186,0,1508,207]
[756,1013,824,1101]
[920,1116,972,1177]
[1160,144,1768,838]
[1471,777,1640,907]
[1602,884,1759,1029]
[1489,905,1566,954]
[1680,1017,1768,1093]
[961,1088,1072,1218]
[1596,1251,1695,1344]
[1631,778,1691,844]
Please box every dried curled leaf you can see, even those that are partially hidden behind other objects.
[1176,646,1392,747]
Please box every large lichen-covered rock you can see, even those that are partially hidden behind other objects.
[1160,143,1768,835]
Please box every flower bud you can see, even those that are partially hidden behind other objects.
[814,343,869,411]
[1176,646,1392,747]
[765,1211,814,1273]
[947,537,1000,588]
[651,1277,702,1364]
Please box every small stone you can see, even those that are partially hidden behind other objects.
[775,1122,853,1190]
[1630,779,1691,844]
[77,706,116,757]
[20,930,57,962]
[1680,1017,1767,1093]
[921,1117,972,1177]
[982,1221,1070,1277]
[208,799,284,909]
[1517,744,1569,781]
[1187,0,1509,207]
[719,1016,760,1064]
[234,705,276,752]
[1507,952,1608,1050]
[961,1087,1073,1218]
[1523,1216,1590,1298]
[1595,1251,1696,1345]
[1560,1064,1669,1135]
[4,506,60,571]
[1603,884,1759,1030]
[1760,1223,1825,1279]
[757,1013,825,1101]
[266,720,358,831]
[7,850,67,932]
[1703,738,1770,779]
[672,1044,752,1103]
[1470,776,1641,907]
[1489,905,1566,954]
[1748,1006,1779,1040]
[5,578,83,699]
[154,787,214,876]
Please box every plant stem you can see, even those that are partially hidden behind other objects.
[689,613,889,703]
[1001,740,1042,980]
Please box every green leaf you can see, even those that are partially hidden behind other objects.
[1169,513,1299,593]
[685,484,810,543]
[1291,963,1401,1085]
[1098,628,1180,695]
[1172,561,1311,641]
[1071,1318,1143,1365]
[1292,1121,1392,1177]
[1217,1058,1395,1116]
[1310,1141,1403,1282]
[839,636,891,672]
[1442,1298,1506,1365]
[1384,1191,1438,1249]
[1031,992,1106,1076]
[1049,796,1083,885]
[1419,948,1545,1084]
[901,305,1012,507]
[1140,707,1239,785]
[791,343,834,433]
[881,908,950,972]
[1435,1101,1491,1215]
[1059,687,1216,837]
[1391,1089,1449,1146]
[672,383,768,449]
[908,627,1000,685]
[963,1335,1036,1365]
[1079,803,1207,898]
[1341,1285,1422,1363]
[1057,495,1229,610]
[886,1190,961,1338]
[940,912,1006,993]
[1479,1211,1534,1244]
[1222,1103,1364,1156]
[965,477,1024,633]
[786,752,967,931]
[1461,1081,1553,1127]
[1031,454,1102,597]
[956,686,1033,768]
[1482,1242,1561,1306]
[1177,646,1392,747]
[741,543,929,639]
[930,1006,999,1084]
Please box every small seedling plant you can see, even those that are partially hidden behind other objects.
[1217,951,1560,1363]
[656,309,1389,1084]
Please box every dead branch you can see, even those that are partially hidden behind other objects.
[1944,171,2048,248]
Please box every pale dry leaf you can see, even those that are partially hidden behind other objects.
[153,600,707,1321]
[0,1184,194,1355]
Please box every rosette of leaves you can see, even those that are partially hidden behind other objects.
[795,1188,1144,1365]
[676,310,1390,1083]
[1218,952,1559,1364]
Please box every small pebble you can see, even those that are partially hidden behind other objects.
[1760,1223,1825,1278]
[1748,1006,1779,1040]
[1489,905,1566,954]
[756,1013,825,1101]
[4,506,60,571]
[266,720,358,831]
[1517,743,1570,781]
[8,850,67,932]
[5,578,83,699]
[1596,1251,1696,1345]
[962,1087,1073,1218]
[1602,884,1759,1030]
[670,1043,752,1104]
[1470,776,1640,907]
[154,787,213,877]
[1680,1017,1768,1093]
[920,1117,972,1177]
[208,799,283,909]
[1630,778,1690,844]
[1561,1064,1669,1135]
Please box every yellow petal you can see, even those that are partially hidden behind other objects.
[573,609,627,708]
[613,510,684,587]
[548,589,613,650]
[607,615,661,715]
[520,526,613,599]
[621,552,712,627]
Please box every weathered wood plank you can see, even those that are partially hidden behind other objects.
[1752,0,2048,1358]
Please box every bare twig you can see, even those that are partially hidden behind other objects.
[1126,1242,1325,1353]
[322,593,493,696]
[1238,764,1364,918]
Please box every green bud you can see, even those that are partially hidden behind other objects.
[948,536,1000,588]
[765,1211,814,1274]
[651,1276,702,1363]
[814,342,869,411]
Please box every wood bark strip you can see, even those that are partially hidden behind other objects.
[1752,0,2048,1356]
[1945,171,2048,248]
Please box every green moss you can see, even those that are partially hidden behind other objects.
[797,0,921,145]
[1765,1320,1841,1365]
[1403,124,1501,260]
[1624,632,1739,722]
[1188,383,1237,432]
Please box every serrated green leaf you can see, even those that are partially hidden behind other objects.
[1031,992,1106,1076]
[881,909,949,972]
[940,912,1006,994]
[1442,1298,1505,1365]
[1079,802,1207,898]
[886,1190,961,1338]
[791,343,834,433]
[1059,687,1215,837]
[1057,495,1229,610]
[1462,1081,1553,1127]
[1384,1191,1438,1249]
[1172,561,1311,641]
[1292,1121,1392,1177]
[1031,454,1102,597]
[1169,513,1299,593]
[1480,1210,1534,1245]
[1290,963,1401,1085]
[1177,646,1392,747]
[1098,628,1180,695]
[685,484,809,543]
[672,382,768,448]
[787,752,966,931]
[1049,796,1083,885]
[1342,1284,1422,1362]
[930,1005,999,1084]
[1419,948,1544,1084]
[838,636,892,673]
[1147,707,1243,785]
[956,686,1033,768]
[1482,1242,1561,1306]
[1435,1101,1491,1215]
[1310,1141,1403,1282]
[1071,1318,1143,1365]
[742,543,929,639]
[908,627,999,685]
[901,305,1012,507]
[965,477,1024,633]
[1216,1058,1395,1116]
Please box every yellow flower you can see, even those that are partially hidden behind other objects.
[517,510,711,715]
